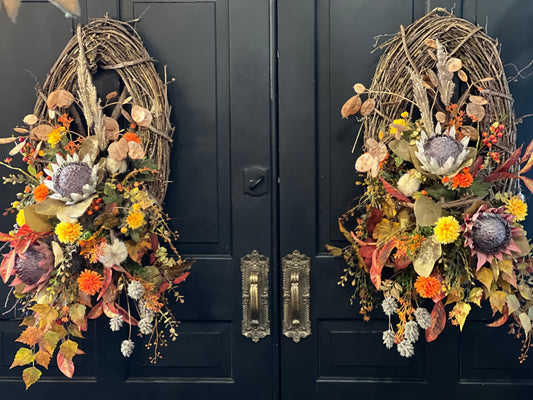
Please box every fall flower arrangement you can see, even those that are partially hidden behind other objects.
[329,10,533,362]
[0,23,190,389]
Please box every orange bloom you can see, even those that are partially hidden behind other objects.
[414,276,442,298]
[33,184,49,202]
[452,172,473,189]
[77,269,104,296]
[123,132,141,144]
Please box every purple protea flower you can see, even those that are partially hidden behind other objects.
[11,241,54,293]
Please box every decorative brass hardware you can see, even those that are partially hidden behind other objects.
[241,250,270,342]
[282,250,311,343]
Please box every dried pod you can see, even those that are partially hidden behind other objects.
[14,127,29,134]
[106,91,119,100]
[390,123,409,132]
[469,95,488,106]
[446,58,462,73]
[461,126,478,140]
[428,49,436,60]
[466,102,485,121]
[128,141,145,159]
[23,114,38,126]
[0,137,19,144]
[424,38,437,49]
[458,70,468,82]
[9,140,26,156]
[108,138,129,162]
[104,117,120,141]
[341,95,362,118]
[360,98,376,117]
[426,70,439,87]
[353,83,367,94]
[47,89,75,110]
[435,111,446,123]
[131,105,153,127]
[30,124,54,141]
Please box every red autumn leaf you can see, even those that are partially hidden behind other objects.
[158,281,170,294]
[425,300,446,342]
[483,171,518,183]
[520,176,533,195]
[57,351,74,378]
[493,146,522,174]
[366,208,384,234]
[0,251,16,283]
[0,232,15,242]
[173,271,190,285]
[394,254,412,270]
[379,176,411,203]
[14,235,34,255]
[470,156,483,177]
[86,301,103,320]
[116,304,138,326]
[97,267,113,301]
[370,240,395,289]
[521,139,533,163]
[487,305,509,327]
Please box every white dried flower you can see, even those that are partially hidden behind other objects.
[415,307,433,329]
[120,339,135,357]
[127,280,145,300]
[99,239,128,268]
[382,329,395,349]
[382,297,398,316]
[397,339,415,358]
[139,300,155,321]
[138,317,153,335]
[404,320,420,343]
[397,171,421,197]
[109,315,124,332]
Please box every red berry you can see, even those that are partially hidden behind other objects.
[94,205,99,211]
[18,137,24,143]
[87,210,93,216]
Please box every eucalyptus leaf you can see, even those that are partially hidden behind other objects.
[413,237,441,277]
[414,196,442,226]
[389,139,412,162]
[51,241,64,268]
[23,205,52,232]
[78,136,100,163]
[35,198,65,216]
[57,195,96,223]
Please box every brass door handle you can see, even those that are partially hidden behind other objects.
[241,250,270,342]
[282,250,311,343]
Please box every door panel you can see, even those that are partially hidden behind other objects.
[279,0,533,399]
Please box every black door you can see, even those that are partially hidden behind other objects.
[1,1,533,399]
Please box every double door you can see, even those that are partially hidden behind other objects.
[1,0,533,399]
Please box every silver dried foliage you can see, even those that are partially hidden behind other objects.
[408,66,434,135]
[397,339,415,358]
[120,339,135,357]
[404,320,420,343]
[127,280,145,300]
[415,307,433,329]
[138,317,154,335]
[382,329,396,349]
[139,300,155,321]
[109,315,124,332]
[382,297,399,316]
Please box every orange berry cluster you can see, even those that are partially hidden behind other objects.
[87,198,103,216]
[481,123,504,148]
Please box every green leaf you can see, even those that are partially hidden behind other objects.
[40,331,60,355]
[414,196,442,226]
[60,340,78,361]
[424,182,455,202]
[467,180,490,198]
[413,236,441,277]
[10,347,34,369]
[325,244,343,257]
[22,366,41,389]
[388,139,412,162]
[27,164,37,176]
[68,304,87,331]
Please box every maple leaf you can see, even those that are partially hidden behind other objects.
[16,326,44,347]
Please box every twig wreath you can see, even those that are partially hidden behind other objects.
[0,17,190,388]
[329,9,533,361]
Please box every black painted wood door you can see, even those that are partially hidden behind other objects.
[1,1,533,399]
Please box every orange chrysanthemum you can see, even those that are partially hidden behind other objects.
[33,184,49,202]
[123,132,142,144]
[451,172,474,189]
[77,269,104,296]
[414,276,442,298]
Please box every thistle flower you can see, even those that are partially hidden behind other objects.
[120,339,135,357]
[414,123,469,176]
[110,315,124,332]
[382,329,395,349]
[463,205,523,270]
[404,320,420,343]
[382,297,398,316]
[128,280,145,300]
[414,307,433,329]
[138,317,153,335]
[397,339,415,358]
[44,153,98,205]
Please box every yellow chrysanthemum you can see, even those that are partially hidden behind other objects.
[505,195,527,222]
[126,210,145,230]
[16,209,25,226]
[434,216,460,244]
[390,118,408,135]
[401,111,409,118]
[132,203,141,211]
[55,221,82,244]
[47,128,63,148]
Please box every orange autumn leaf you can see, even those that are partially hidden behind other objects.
[34,350,51,370]
[16,326,44,347]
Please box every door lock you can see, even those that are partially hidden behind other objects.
[243,166,269,196]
